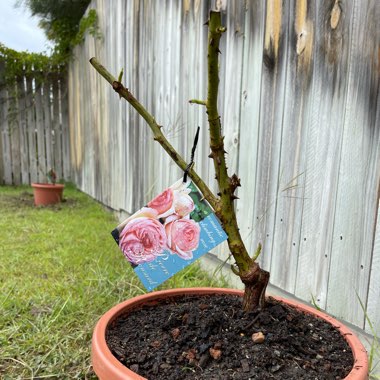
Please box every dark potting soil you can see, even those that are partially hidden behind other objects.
[106,294,353,379]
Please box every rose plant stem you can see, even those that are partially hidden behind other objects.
[204,11,269,311]
[89,57,218,211]
[90,10,269,311]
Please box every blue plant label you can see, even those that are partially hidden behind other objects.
[112,179,227,291]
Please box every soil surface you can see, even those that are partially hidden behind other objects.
[106,294,353,379]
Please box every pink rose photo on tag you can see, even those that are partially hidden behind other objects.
[112,180,227,291]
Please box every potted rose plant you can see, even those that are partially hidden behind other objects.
[31,169,65,206]
[89,11,368,380]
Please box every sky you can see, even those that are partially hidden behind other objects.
[0,0,52,54]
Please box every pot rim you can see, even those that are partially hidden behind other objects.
[92,287,368,380]
[31,183,65,189]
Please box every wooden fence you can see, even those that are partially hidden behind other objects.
[0,69,70,185]
[68,0,380,333]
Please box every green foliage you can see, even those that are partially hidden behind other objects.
[0,43,60,87]
[19,0,98,59]
[72,9,101,46]
[0,2,100,90]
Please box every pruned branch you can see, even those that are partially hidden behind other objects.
[189,99,207,106]
[89,57,219,210]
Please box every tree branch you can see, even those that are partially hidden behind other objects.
[189,99,207,106]
[89,57,219,210]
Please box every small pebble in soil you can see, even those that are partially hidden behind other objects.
[209,348,222,360]
[252,331,265,343]
[171,327,180,340]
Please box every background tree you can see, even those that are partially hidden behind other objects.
[17,0,94,59]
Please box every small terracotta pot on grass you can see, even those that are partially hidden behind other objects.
[91,288,369,380]
[31,183,65,206]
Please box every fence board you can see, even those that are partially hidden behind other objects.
[25,78,38,183]
[252,0,290,274]
[43,81,53,172]
[327,0,380,326]
[10,83,21,185]
[0,89,12,184]
[269,1,311,293]
[35,81,46,182]
[18,79,29,184]
[237,0,266,258]
[294,0,354,308]
[52,78,62,179]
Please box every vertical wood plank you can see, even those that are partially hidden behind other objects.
[18,77,29,184]
[43,81,53,173]
[60,76,70,180]
[35,81,45,182]
[270,0,315,293]
[52,78,62,179]
[9,83,21,185]
[220,1,245,176]
[294,0,355,308]
[327,0,380,327]
[0,88,12,184]
[26,78,38,183]
[252,0,290,275]
[237,0,266,261]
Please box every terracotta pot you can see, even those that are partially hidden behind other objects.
[92,288,369,380]
[31,183,65,206]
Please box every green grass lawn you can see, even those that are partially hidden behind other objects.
[0,185,227,379]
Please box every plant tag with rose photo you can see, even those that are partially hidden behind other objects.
[111,179,227,291]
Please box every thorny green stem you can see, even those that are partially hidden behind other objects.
[205,11,269,311]
[89,57,218,210]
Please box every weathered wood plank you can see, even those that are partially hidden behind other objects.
[18,78,29,184]
[52,78,62,179]
[327,0,380,327]
[294,0,355,309]
[43,81,53,173]
[25,78,38,183]
[270,0,315,293]
[237,0,266,261]
[35,81,46,182]
[0,88,12,184]
[220,1,245,179]
[60,77,70,180]
[252,0,290,276]
[9,83,21,185]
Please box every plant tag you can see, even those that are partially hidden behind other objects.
[112,179,227,291]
